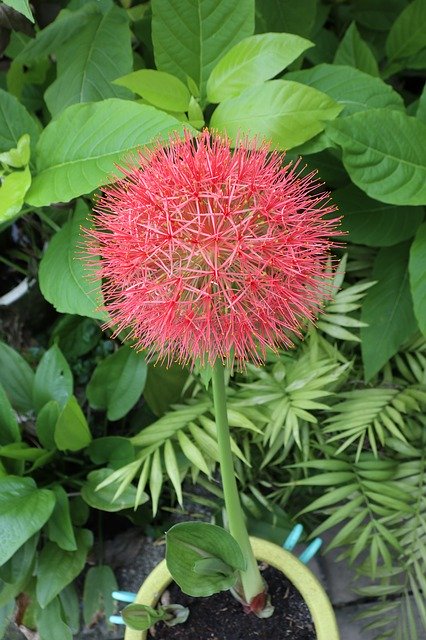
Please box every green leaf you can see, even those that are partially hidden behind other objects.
[38,597,73,640]
[143,361,188,416]
[51,315,101,361]
[286,64,404,116]
[0,88,40,153]
[122,603,164,631]
[54,396,92,452]
[36,401,60,450]
[36,528,93,608]
[15,4,101,64]
[353,0,408,32]
[0,601,14,637]
[44,5,133,117]
[83,565,117,626]
[46,486,77,552]
[255,0,317,38]
[86,346,147,421]
[0,166,31,223]
[333,184,424,246]
[0,133,30,168]
[361,243,418,380]
[0,476,55,565]
[210,79,342,150]
[327,109,426,206]
[114,70,191,112]
[151,0,254,99]
[0,535,38,604]
[409,222,426,337]
[207,33,313,103]
[334,22,379,76]
[26,100,191,206]
[417,84,426,124]
[166,522,245,596]
[59,584,80,634]
[81,468,148,512]
[0,383,20,444]
[38,202,106,321]
[88,437,134,468]
[386,0,426,62]
[0,341,34,413]
[2,0,34,22]
[33,344,73,413]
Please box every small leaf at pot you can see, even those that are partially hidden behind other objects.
[193,557,234,577]
[166,522,245,597]
[122,604,164,631]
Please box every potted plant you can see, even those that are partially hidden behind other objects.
[86,130,341,639]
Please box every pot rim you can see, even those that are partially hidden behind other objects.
[124,536,339,640]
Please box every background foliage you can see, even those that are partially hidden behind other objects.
[0,0,425,638]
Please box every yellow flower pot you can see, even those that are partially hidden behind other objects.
[124,536,340,640]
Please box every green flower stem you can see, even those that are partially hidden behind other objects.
[211,359,265,605]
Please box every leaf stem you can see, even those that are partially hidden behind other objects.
[211,359,265,605]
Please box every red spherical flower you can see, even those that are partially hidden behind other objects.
[87,131,340,366]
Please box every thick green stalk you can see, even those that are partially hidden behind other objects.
[211,359,265,604]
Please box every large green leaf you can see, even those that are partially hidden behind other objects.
[39,202,106,321]
[86,346,147,421]
[33,344,73,413]
[333,22,379,76]
[409,223,426,337]
[361,243,418,380]
[333,185,424,246]
[286,64,404,116]
[0,477,55,565]
[386,0,426,62]
[151,0,254,99]
[80,469,148,512]
[26,100,191,207]
[210,79,341,149]
[0,88,40,153]
[44,5,133,117]
[255,0,317,38]
[54,396,92,452]
[0,384,20,445]
[36,528,93,608]
[207,33,313,103]
[327,109,426,206]
[0,341,34,413]
[166,522,245,597]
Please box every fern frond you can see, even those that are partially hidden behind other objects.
[323,386,425,458]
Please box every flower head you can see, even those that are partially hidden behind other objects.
[87,131,340,366]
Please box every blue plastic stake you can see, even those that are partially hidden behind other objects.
[298,537,322,564]
[112,591,137,603]
[283,524,303,551]
[109,615,125,625]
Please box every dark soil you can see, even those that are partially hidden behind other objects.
[152,565,316,640]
